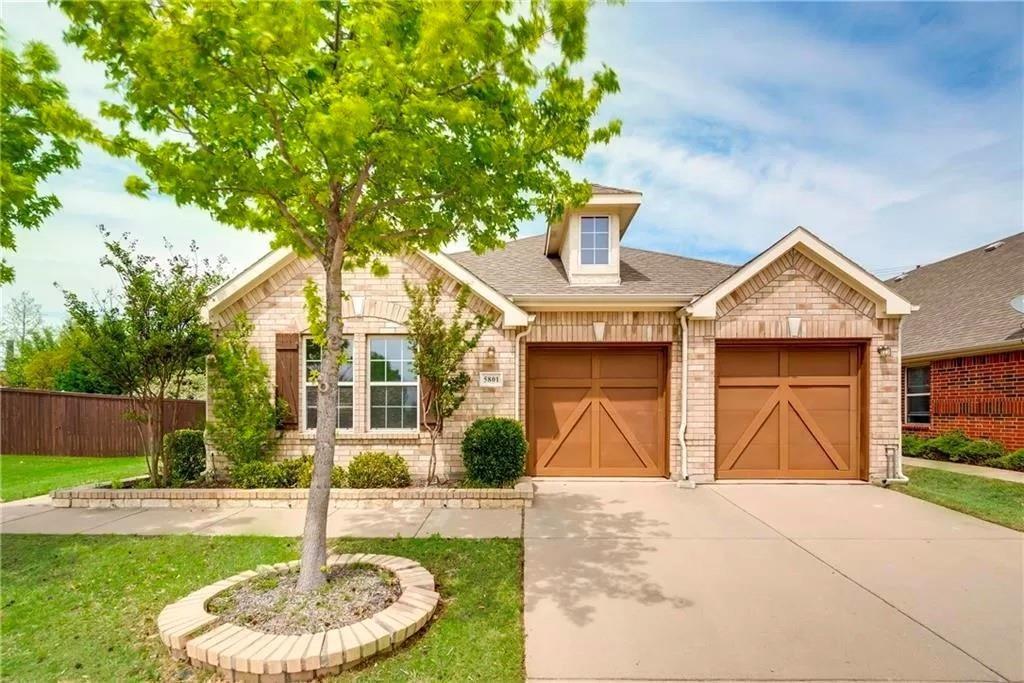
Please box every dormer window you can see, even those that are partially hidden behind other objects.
[581,216,610,265]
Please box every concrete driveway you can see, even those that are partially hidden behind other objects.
[525,481,1023,682]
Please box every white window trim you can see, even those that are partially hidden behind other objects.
[301,336,355,433]
[367,335,420,432]
[579,215,611,267]
[904,364,931,425]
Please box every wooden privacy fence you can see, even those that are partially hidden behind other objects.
[0,387,205,457]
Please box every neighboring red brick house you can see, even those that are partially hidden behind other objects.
[888,233,1024,450]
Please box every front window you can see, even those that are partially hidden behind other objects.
[580,216,610,265]
[369,336,419,430]
[303,337,354,430]
[905,365,930,424]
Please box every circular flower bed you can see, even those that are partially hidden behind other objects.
[158,554,438,681]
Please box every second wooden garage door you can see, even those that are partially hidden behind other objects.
[527,347,668,476]
[716,344,863,480]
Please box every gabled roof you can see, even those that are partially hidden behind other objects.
[887,232,1024,359]
[449,235,737,301]
[686,226,915,320]
[203,248,530,328]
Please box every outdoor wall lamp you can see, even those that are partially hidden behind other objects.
[877,345,893,359]
[486,346,496,360]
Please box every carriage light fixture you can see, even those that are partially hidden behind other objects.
[877,345,893,359]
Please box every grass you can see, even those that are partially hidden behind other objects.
[0,535,524,682]
[0,455,148,501]
[891,466,1024,531]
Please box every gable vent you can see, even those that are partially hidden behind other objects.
[984,241,1005,252]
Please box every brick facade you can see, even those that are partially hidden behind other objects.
[212,245,904,483]
[685,248,902,483]
[904,350,1024,450]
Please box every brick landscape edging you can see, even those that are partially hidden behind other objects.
[50,479,533,509]
[158,553,439,681]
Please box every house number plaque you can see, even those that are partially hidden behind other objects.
[479,372,503,388]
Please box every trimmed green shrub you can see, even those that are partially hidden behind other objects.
[920,430,971,461]
[231,460,288,488]
[163,429,206,483]
[902,433,928,458]
[987,449,1024,472]
[295,455,346,488]
[230,455,345,489]
[955,439,1006,465]
[461,417,527,486]
[347,452,411,488]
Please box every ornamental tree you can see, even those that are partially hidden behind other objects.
[60,0,620,591]
[62,231,224,485]
[404,277,490,485]
[1,33,93,284]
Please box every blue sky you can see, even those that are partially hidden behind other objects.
[3,1,1022,325]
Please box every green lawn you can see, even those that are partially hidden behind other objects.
[0,455,147,501]
[891,466,1024,531]
[0,535,524,682]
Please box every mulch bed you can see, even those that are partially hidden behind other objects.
[207,564,401,635]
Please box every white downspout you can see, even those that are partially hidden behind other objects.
[513,316,535,421]
[885,317,909,484]
[677,312,693,488]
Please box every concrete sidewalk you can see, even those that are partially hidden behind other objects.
[904,456,1024,483]
[0,499,522,538]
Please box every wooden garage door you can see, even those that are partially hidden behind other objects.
[716,345,863,480]
[527,347,668,477]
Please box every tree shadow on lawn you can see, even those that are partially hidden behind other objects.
[524,490,693,626]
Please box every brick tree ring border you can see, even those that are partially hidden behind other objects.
[158,554,439,681]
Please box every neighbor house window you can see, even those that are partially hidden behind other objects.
[580,216,610,265]
[369,336,419,430]
[905,365,930,424]
[303,337,354,430]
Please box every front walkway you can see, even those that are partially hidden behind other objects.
[0,498,520,538]
[524,480,1023,682]
[904,455,1024,483]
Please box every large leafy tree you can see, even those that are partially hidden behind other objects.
[61,0,620,590]
[0,32,92,284]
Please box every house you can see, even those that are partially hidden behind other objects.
[887,233,1024,450]
[203,185,914,483]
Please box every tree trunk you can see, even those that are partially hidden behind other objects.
[296,256,344,592]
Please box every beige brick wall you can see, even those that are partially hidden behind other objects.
[212,245,902,484]
[685,248,902,483]
[209,253,517,480]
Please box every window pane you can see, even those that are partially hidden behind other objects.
[594,229,608,249]
[305,386,318,429]
[402,386,418,407]
[581,232,595,249]
[370,406,386,429]
[403,407,418,429]
[907,395,930,423]
[906,366,930,393]
[305,337,352,383]
[305,360,321,383]
[386,407,402,429]
[386,337,403,360]
[305,339,321,361]
[370,359,386,382]
[593,248,609,264]
[581,250,595,265]
[370,386,385,406]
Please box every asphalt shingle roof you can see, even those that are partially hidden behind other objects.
[886,232,1024,358]
[449,234,738,298]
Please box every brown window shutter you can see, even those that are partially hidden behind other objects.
[275,333,300,430]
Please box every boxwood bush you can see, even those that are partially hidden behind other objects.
[902,433,928,458]
[461,417,527,486]
[346,452,411,488]
[956,439,1005,465]
[231,455,345,489]
[163,429,206,483]
[921,430,972,461]
[987,448,1024,472]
